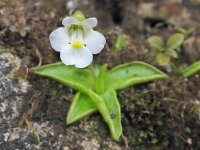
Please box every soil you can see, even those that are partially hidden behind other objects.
[0,0,200,149]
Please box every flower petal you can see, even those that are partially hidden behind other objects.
[62,16,78,27]
[84,18,97,28]
[60,46,93,68]
[84,30,106,54]
[49,27,70,52]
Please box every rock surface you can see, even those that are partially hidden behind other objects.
[0,52,123,150]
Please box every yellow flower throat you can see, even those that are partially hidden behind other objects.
[72,40,84,49]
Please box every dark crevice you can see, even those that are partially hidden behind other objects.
[143,17,169,29]
[109,0,123,25]
[95,0,123,25]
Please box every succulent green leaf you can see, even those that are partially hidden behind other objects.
[177,27,196,37]
[95,64,107,94]
[156,53,170,66]
[32,62,94,91]
[147,36,165,51]
[67,92,97,124]
[186,27,196,36]
[81,89,122,141]
[182,61,200,77]
[166,33,184,51]
[67,90,122,141]
[115,34,128,51]
[176,28,187,34]
[101,90,122,141]
[105,61,168,90]
[167,49,178,58]
[72,10,85,21]
[32,61,168,141]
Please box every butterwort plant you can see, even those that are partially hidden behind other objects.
[148,33,184,66]
[32,11,168,141]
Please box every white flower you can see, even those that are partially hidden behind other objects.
[49,11,106,68]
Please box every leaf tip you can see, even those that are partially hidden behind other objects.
[163,73,168,79]
[66,116,74,125]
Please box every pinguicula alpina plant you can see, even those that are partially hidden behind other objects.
[31,11,168,141]
[148,33,184,66]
